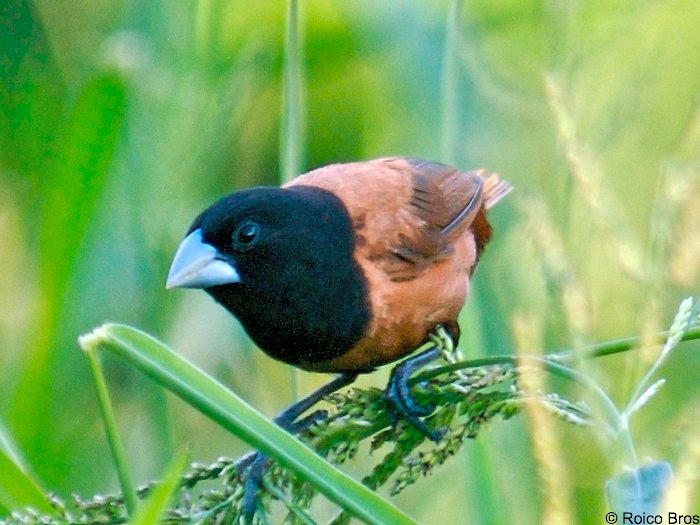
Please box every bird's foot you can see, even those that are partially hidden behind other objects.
[385,327,457,442]
[385,348,445,442]
[236,409,330,521]
[237,452,267,523]
[236,373,358,522]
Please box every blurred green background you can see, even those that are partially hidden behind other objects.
[1,0,700,523]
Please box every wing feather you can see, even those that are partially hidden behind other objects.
[284,157,509,282]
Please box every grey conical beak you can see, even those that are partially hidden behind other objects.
[166,229,240,289]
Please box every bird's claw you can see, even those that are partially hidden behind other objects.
[385,385,445,442]
[294,408,329,430]
[240,453,268,523]
[236,373,358,522]
[384,346,446,442]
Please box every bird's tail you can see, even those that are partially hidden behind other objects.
[482,174,513,210]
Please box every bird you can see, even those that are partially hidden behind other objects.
[166,156,510,517]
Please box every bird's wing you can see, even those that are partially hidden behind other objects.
[373,158,484,281]
[286,157,508,282]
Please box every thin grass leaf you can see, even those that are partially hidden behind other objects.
[280,0,304,183]
[0,449,52,514]
[546,325,700,363]
[85,348,138,515]
[79,323,417,525]
[0,418,28,472]
[440,0,463,165]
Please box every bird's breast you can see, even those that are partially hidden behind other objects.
[298,232,476,373]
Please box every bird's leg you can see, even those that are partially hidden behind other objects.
[271,372,359,432]
[385,327,456,442]
[240,372,358,522]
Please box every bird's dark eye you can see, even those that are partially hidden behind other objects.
[233,221,260,250]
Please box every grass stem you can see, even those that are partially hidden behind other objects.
[84,348,138,515]
[414,326,700,383]
[440,0,463,165]
[550,325,700,362]
[280,0,304,183]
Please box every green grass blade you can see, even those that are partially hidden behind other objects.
[39,71,127,299]
[129,454,188,525]
[0,417,28,473]
[280,0,305,184]
[0,449,52,514]
[85,349,138,515]
[9,71,128,481]
[440,0,463,165]
[79,323,417,525]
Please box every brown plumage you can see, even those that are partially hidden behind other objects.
[283,157,510,372]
